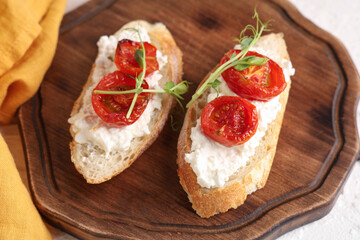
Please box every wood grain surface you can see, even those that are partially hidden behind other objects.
[18,0,360,239]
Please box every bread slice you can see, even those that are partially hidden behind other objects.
[69,20,182,184]
[177,33,291,218]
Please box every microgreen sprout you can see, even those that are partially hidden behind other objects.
[93,28,190,118]
[208,79,222,97]
[93,80,191,112]
[186,8,272,108]
[169,105,185,131]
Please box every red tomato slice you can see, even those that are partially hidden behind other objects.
[92,71,150,126]
[220,50,286,101]
[114,39,159,77]
[201,96,258,147]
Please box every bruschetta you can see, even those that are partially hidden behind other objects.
[69,20,183,184]
[177,32,295,218]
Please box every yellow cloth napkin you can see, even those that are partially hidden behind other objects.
[0,0,66,239]
[0,135,52,239]
[0,0,66,123]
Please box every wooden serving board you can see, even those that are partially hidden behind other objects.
[19,0,360,239]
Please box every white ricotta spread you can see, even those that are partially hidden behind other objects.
[68,26,168,153]
[185,45,295,188]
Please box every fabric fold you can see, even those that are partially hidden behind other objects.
[0,0,67,239]
[0,0,66,123]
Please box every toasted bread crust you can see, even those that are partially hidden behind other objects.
[177,33,291,218]
[69,21,182,184]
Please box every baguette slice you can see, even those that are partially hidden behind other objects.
[177,33,291,218]
[69,20,182,184]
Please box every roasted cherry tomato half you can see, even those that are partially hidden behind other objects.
[220,50,286,101]
[114,39,159,77]
[201,96,258,147]
[92,71,150,126]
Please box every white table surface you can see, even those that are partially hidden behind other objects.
[60,1,360,239]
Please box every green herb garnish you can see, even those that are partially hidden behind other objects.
[93,28,189,118]
[134,49,144,67]
[186,9,272,108]
[169,105,184,131]
[208,79,222,97]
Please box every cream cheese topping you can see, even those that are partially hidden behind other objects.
[185,45,295,189]
[68,26,168,154]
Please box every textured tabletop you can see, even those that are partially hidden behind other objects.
[281,0,360,239]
